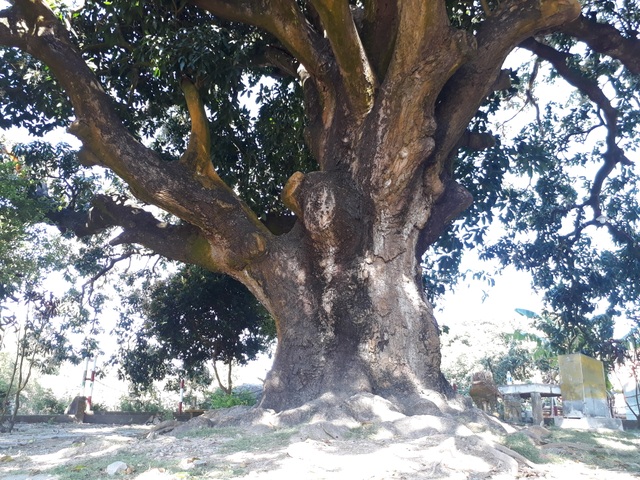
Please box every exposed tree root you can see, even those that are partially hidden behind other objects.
[150,392,538,478]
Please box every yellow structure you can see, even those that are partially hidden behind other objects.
[558,353,610,418]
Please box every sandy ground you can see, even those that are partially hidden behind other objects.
[0,396,638,480]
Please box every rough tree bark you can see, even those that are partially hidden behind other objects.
[0,0,583,411]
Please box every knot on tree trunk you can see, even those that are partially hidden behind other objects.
[298,172,365,254]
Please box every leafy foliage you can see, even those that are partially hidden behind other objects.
[0,139,113,300]
[118,388,172,416]
[20,382,68,414]
[426,4,640,342]
[0,50,73,135]
[0,354,68,414]
[0,292,73,429]
[5,1,638,310]
[620,326,640,426]
[69,0,315,218]
[0,140,135,425]
[114,265,275,393]
[515,308,626,372]
[1,147,55,301]
[480,333,557,386]
[209,388,258,409]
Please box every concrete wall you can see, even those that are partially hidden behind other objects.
[558,353,610,418]
[10,411,188,425]
[84,412,156,424]
[12,415,75,424]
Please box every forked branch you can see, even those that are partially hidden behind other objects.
[188,0,327,79]
[310,0,376,116]
[0,0,272,273]
[520,37,631,220]
[385,0,451,86]
[419,179,474,251]
[433,0,581,174]
[560,15,640,75]
[52,195,219,270]
[179,77,226,188]
[361,0,398,79]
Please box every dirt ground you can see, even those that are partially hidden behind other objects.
[0,394,638,480]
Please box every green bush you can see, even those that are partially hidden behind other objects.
[209,389,257,409]
[89,401,107,412]
[0,354,68,415]
[1,381,67,415]
[24,384,68,414]
[118,391,170,415]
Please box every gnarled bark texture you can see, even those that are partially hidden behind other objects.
[0,0,587,411]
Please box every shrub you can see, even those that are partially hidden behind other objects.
[25,385,68,414]
[89,401,107,412]
[209,389,257,409]
[118,390,171,414]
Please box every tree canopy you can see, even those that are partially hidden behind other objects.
[0,0,638,411]
[115,265,275,394]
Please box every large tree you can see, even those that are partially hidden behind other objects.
[0,0,638,412]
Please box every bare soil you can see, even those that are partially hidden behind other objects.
[0,393,638,480]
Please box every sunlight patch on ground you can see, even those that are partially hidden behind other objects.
[595,435,639,452]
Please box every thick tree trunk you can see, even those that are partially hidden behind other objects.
[236,73,463,411]
[244,190,451,411]
[259,262,449,412]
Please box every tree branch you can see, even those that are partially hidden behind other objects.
[364,4,477,203]
[188,0,338,168]
[460,131,497,151]
[188,0,327,79]
[98,199,221,270]
[309,0,376,116]
[81,252,137,301]
[419,179,473,252]
[255,46,299,78]
[492,69,512,92]
[387,0,450,82]
[560,14,640,75]
[559,213,640,258]
[179,76,225,188]
[519,38,618,124]
[50,196,223,271]
[378,0,481,119]
[432,0,581,174]
[520,37,631,219]
[1,0,272,273]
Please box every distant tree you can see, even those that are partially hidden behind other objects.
[0,292,70,431]
[516,308,626,372]
[443,317,557,394]
[479,329,558,386]
[0,142,124,429]
[115,265,275,394]
[1,145,51,303]
[0,146,71,430]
